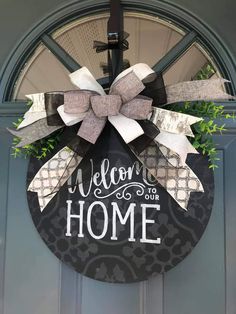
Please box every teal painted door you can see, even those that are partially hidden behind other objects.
[1,0,236,313]
[1,113,235,314]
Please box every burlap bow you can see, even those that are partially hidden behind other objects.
[64,71,153,145]
[9,63,234,212]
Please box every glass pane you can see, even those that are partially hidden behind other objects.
[13,44,77,100]
[13,12,185,100]
[53,13,184,78]
[163,43,220,85]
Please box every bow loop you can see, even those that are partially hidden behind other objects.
[120,96,153,120]
[77,109,106,144]
[64,90,97,114]
[73,69,151,145]
[91,95,122,118]
[110,71,145,103]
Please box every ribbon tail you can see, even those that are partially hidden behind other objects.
[77,109,107,144]
[28,146,82,211]
[154,131,199,166]
[108,114,144,143]
[150,107,202,137]
[112,64,234,104]
[8,118,63,147]
[166,78,235,104]
[18,112,47,129]
[17,93,47,129]
[133,142,204,211]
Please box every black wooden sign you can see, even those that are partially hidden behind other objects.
[27,125,214,283]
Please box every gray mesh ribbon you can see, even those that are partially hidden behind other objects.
[135,142,204,210]
[8,118,63,147]
[28,147,82,210]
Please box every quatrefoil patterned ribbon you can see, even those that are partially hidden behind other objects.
[8,63,234,211]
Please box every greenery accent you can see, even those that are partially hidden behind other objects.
[193,63,216,80]
[165,62,234,169]
[165,101,234,169]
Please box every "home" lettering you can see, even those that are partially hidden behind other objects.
[65,200,161,244]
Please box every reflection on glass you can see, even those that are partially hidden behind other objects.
[163,44,218,85]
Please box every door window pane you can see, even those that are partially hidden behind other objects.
[12,12,220,100]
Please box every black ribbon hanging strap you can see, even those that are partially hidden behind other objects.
[44,92,65,126]
[108,0,126,80]
[107,0,124,46]
[141,72,167,107]
[93,0,127,53]
[93,0,129,83]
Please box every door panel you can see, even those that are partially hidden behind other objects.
[224,136,236,314]
[0,118,61,314]
[164,153,225,314]
[81,277,140,314]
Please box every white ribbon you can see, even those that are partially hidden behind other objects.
[114,63,155,83]
[70,67,106,96]
[150,107,203,137]
[18,93,46,129]
[109,114,144,143]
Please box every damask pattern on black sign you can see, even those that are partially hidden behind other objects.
[27,125,214,283]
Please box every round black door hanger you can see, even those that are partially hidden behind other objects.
[27,125,214,283]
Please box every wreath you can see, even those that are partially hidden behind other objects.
[8,63,234,211]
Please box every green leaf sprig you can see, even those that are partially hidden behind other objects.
[165,101,234,169]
